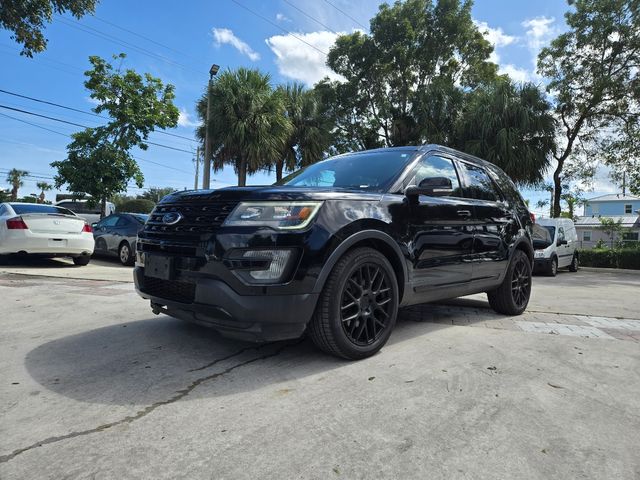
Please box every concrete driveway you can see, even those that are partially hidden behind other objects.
[1,260,639,479]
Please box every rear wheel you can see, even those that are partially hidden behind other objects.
[118,241,134,266]
[308,247,399,360]
[73,256,91,266]
[568,254,579,272]
[487,250,531,315]
[547,256,558,277]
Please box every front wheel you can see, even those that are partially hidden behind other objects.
[547,257,558,277]
[487,250,532,315]
[308,247,399,360]
[118,241,134,266]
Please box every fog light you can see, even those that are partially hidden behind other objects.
[242,249,291,280]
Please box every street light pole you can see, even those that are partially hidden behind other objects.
[202,63,220,190]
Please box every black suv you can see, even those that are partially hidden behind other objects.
[135,145,534,359]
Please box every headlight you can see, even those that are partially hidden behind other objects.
[223,201,323,230]
[534,250,545,258]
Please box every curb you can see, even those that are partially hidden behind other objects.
[579,266,640,274]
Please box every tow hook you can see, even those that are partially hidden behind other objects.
[150,302,164,315]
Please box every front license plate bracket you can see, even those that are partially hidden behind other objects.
[145,254,174,280]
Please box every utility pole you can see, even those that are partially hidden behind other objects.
[194,146,200,190]
[202,64,220,190]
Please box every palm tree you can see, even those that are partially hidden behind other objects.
[454,79,556,186]
[274,83,332,181]
[36,181,53,203]
[6,169,29,201]
[196,68,292,186]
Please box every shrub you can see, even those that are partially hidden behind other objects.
[578,248,640,270]
[117,198,155,213]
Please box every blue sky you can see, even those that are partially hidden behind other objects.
[0,0,612,215]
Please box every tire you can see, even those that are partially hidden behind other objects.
[568,254,579,272]
[308,247,399,360]
[487,250,532,315]
[547,256,558,277]
[118,241,134,266]
[73,256,91,266]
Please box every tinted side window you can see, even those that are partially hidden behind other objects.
[458,163,501,201]
[411,155,463,197]
[0,205,7,216]
[99,215,120,228]
[116,216,130,227]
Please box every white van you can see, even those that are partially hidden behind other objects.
[55,199,115,224]
[532,218,579,276]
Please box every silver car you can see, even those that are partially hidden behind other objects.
[92,213,148,265]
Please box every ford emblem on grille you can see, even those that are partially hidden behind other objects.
[162,212,183,225]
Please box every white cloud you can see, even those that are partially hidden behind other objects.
[475,20,516,51]
[212,27,260,61]
[276,13,290,22]
[265,30,344,86]
[178,107,199,128]
[499,64,530,83]
[522,16,557,50]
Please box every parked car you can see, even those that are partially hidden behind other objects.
[0,202,94,265]
[92,213,148,266]
[533,218,579,276]
[134,145,534,359]
[54,199,116,224]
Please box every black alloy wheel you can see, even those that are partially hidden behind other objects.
[510,255,532,310]
[487,249,532,315]
[340,263,393,346]
[308,247,399,359]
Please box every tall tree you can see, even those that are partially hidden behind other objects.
[196,68,292,186]
[36,181,53,203]
[274,83,332,181]
[6,168,29,201]
[321,0,496,149]
[1,0,98,57]
[52,54,179,217]
[537,0,640,216]
[454,80,557,185]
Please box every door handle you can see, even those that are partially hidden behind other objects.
[457,210,472,217]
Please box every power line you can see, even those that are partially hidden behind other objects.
[228,0,328,55]
[282,0,338,34]
[0,88,199,144]
[0,104,195,154]
[57,17,201,75]
[323,0,368,30]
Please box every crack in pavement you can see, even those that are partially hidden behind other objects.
[0,340,300,464]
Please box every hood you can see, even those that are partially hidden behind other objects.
[160,186,384,204]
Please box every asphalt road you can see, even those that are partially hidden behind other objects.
[1,258,639,479]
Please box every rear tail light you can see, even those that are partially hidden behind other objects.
[6,217,28,229]
[530,212,536,224]
[82,223,93,233]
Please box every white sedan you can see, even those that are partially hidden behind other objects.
[0,202,95,266]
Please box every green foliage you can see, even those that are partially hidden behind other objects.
[579,248,640,269]
[36,181,53,203]
[599,216,624,246]
[196,68,293,186]
[6,168,29,201]
[320,0,496,149]
[52,54,179,217]
[315,0,556,185]
[117,198,155,214]
[274,83,333,181]
[137,187,176,203]
[454,80,556,185]
[537,0,640,216]
[0,0,98,57]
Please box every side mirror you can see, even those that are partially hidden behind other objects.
[405,177,454,198]
[91,223,98,228]
[558,239,568,246]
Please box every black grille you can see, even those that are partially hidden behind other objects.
[144,200,238,241]
[141,277,196,304]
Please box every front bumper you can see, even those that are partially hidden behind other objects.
[134,267,319,342]
[533,257,552,271]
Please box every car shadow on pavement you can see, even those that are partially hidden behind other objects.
[0,256,124,269]
[24,313,449,406]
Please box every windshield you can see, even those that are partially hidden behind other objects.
[542,226,556,238]
[277,150,416,192]
[11,204,76,216]
[532,224,553,249]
